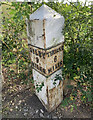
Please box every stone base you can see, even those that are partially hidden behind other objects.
[33,69,63,112]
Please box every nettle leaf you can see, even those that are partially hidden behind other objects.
[36,82,44,93]
[54,74,62,81]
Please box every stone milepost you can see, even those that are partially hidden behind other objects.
[26,4,65,112]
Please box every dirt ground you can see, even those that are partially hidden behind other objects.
[2,67,92,119]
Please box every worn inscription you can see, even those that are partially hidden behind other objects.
[29,43,63,76]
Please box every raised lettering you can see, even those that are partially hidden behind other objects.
[55,64,58,69]
[42,52,45,59]
[30,48,32,53]
[54,56,57,62]
[36,57,39,63]
[35,49,38,55]
[32,49,35,54]
[40,67,42,72]
[52,66,54,71]
[43,68,46,74]
[58,62,60,67]
[50,50,54,56]
[62,45,64,50]
[48,68,52,74]
[38,51,42,57]
[47,52,50,57]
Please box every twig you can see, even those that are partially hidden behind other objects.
[1,40,15,54]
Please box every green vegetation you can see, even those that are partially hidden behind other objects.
[1,1,92,110]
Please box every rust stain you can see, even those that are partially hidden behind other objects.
[46,86,49,107]
[48,80,63,109]
[48,86,56,107]
[43,19,46,49]
[59,80,62,86]
[49,86,56,93]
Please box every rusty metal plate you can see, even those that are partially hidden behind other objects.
[29,43,63,77]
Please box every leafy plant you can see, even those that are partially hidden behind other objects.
[36,82,44,93]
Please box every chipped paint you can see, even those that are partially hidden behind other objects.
[43,19,46,49]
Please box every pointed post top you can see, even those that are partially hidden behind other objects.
[30,4,64,20]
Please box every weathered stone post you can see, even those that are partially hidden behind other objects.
[26,4,64,112]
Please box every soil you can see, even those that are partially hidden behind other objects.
[2,67,92,119]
